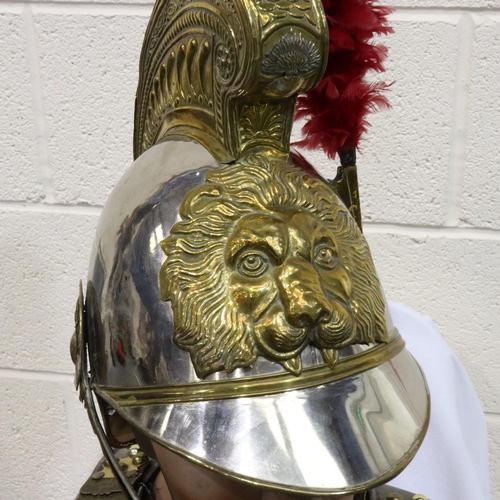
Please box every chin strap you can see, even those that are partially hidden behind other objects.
[76,282,176,500]
[83,374,141,500]
[81,326,141,499]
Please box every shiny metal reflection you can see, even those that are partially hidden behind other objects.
[119,349,428,494]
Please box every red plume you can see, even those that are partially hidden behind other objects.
[294,0,393,160]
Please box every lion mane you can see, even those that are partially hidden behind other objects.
[160,154,387,378]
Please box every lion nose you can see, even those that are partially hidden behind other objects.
[278,259,333,328]
[290,293,332,327]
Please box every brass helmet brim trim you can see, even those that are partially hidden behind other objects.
[94,334,405,406]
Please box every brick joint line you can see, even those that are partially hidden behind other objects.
[63,380,86,483]
[0,200,103,215]
[0,367,74,381]
[393,5,500,14]
[23,6,56,203]
[1,1,153,15]
[364,221,500,241]
[444,13,474,227]
[485,412,500,424]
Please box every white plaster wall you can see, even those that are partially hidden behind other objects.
[0,1,498,498]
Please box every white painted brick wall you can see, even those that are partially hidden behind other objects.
[35,11,148,204]
[0,12,39,201]
[0,1,498,499]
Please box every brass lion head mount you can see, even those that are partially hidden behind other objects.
[134,0,328,162]
[159,155,388,378]
[225,210,356,375]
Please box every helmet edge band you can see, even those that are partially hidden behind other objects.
[95,333,405,408]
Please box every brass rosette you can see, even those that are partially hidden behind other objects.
[70,280,86,403]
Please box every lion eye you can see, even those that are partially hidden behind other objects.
[237,252,269,277]
[314,245,336,269]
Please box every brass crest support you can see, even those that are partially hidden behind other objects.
[134,0,328,162]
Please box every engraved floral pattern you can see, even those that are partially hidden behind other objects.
[262,33,321,77]
[240,103,285,143]
[216,44,235,81]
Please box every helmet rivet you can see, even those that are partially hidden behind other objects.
[129,444,148,466]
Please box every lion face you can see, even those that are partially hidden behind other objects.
[227,211,355,371]
[160,155,387,378]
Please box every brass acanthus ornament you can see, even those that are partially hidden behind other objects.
[159,154,387,377]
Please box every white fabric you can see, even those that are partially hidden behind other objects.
[387,302,491,500]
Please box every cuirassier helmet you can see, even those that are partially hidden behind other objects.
[71,0,430,497]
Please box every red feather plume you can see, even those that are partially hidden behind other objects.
[294,0,394,160]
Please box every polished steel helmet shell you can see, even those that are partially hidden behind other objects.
[87,140,429,495]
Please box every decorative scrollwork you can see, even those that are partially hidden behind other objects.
[148,0,185,51]
[134,0,246,160]
[142,36,214,154]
